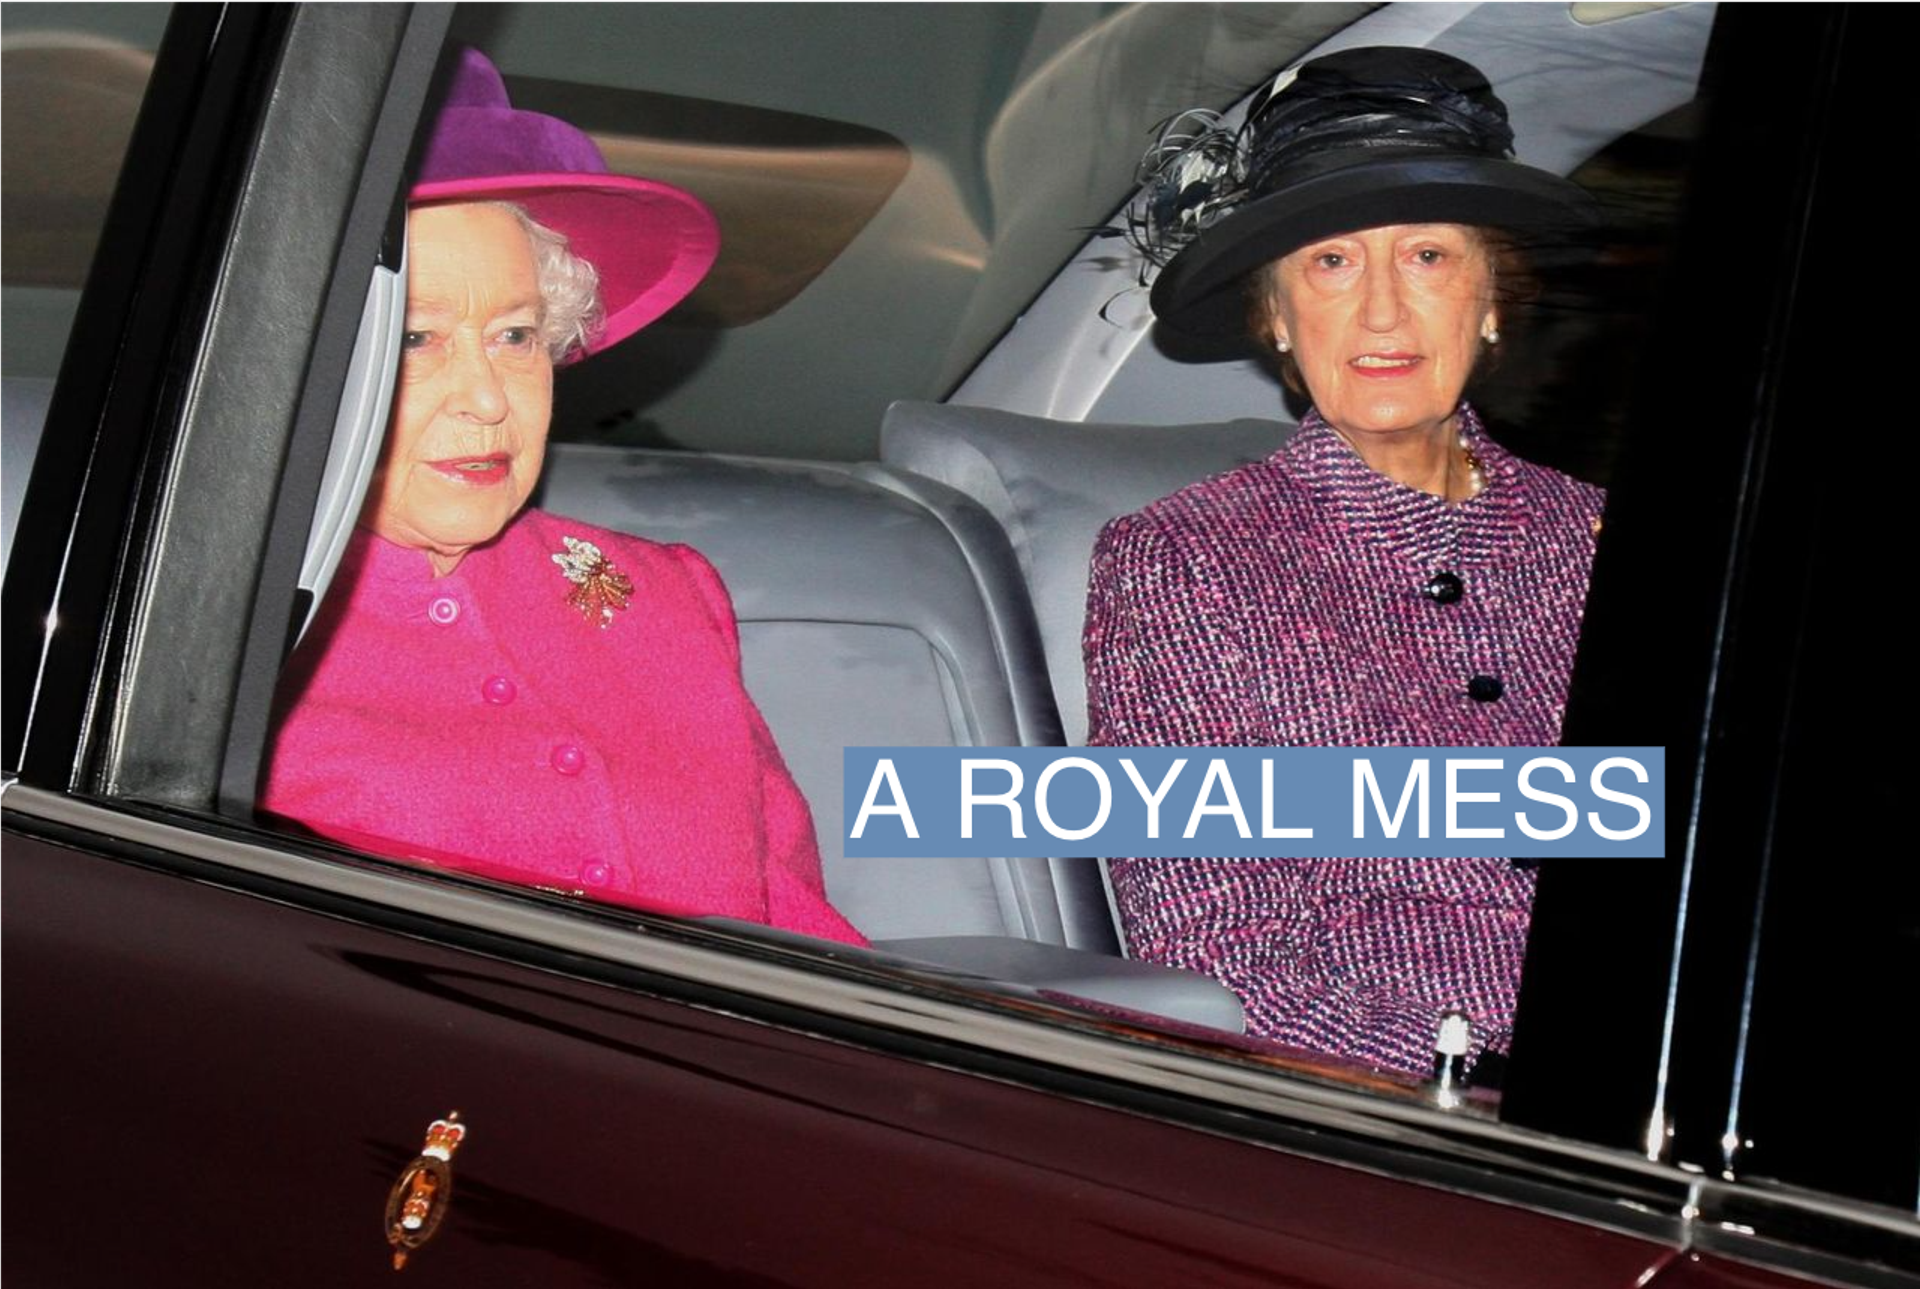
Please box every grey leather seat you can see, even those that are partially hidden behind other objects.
[879,401,1292,746]
[538,445,1093,940]
[536,443,1244,1031]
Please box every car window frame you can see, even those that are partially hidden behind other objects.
[1505,0,1834,1154]
[1508,0,1919,1232]
[3,1,273,788]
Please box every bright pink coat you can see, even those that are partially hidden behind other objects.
[261,508,865,945]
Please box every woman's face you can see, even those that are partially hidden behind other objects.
[1264,223,1496,442]
[366,202,553,574]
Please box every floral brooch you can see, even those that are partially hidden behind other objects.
[551,536,633,628]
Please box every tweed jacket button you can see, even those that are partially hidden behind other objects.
[1467,674,1505,703]
[580,860,613,888]
[1422,571,1464,605]
[551,743,586,775]
[482,675,517,705]
[427,596,460,625]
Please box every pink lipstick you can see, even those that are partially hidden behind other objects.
[1349,352,1422,378]
[428,454,511,484]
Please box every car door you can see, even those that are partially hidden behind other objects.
[4,4,1913,1287]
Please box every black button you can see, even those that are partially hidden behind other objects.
[1423,571,1464,605]
[1467,674,1504,703]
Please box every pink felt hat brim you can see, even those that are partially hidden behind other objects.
[412,171,719,355]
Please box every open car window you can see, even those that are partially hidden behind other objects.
[6,5,1915,1285]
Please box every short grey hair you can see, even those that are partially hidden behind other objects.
[494,201,604,362]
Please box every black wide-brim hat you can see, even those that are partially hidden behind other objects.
[1147,47,1597,338]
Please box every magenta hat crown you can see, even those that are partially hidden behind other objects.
[418,52,609,182]
[412,49,719,355]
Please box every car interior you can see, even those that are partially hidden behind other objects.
[1,1,1718,1057]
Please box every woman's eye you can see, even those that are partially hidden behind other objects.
[401,330,430,350]
[498,327,537,348]
[1414,248,1445,265]
[1315,252,1347,270]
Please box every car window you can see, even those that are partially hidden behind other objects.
[9,5,1913,1280]
[0,1,172,574]
[281,2,1671,1064]
[1,3,172,373]
[274,6,1705,1081]
[447,2,1370,460]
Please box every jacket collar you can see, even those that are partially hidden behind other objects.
[1285,404,1533,567]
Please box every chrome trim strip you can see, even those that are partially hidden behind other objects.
[1692,1179,1920,1282]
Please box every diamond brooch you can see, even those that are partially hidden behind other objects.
[552,536,634,628]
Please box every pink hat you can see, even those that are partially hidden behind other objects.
[411,48,719,355]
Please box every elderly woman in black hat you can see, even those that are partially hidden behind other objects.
[1083,48,1603,1077]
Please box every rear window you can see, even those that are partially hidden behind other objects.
[1,2,172,377]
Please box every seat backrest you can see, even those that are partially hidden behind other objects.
[880,400,1290,745]
[536,444,1118,950]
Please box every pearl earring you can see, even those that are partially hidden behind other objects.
[1482,327,1500,346]
[1275,337,1291,354]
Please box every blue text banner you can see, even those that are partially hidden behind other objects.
[843,747,1665,858]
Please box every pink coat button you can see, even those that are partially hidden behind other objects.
[550,743,586,775]
[580,861,613,888]
[428,596,460,625]
[482,675,516,705]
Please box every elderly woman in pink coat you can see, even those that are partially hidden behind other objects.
[263,50,863,946]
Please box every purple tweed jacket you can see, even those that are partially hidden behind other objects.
[1083,407,1603,1076]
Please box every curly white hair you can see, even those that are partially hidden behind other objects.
[494,201,604,362]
